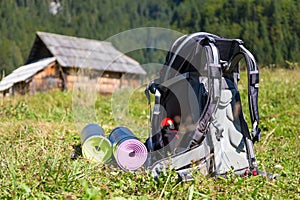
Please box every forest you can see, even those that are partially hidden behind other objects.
[0,0,299,75]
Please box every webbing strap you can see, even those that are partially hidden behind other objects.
[228,45,261,142]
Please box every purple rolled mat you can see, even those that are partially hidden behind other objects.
[109,127,148,171]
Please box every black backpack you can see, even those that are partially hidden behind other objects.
[144,32,272,180]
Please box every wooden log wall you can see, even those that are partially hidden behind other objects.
[28,61,63,94]
[11,66,143,96]
[65,70,142,94]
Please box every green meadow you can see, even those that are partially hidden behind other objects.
[0,68,299,199]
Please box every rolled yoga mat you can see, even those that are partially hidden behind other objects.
[109,126,148,171]
[81,124,112,163]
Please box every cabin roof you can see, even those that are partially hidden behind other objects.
[27,31,146,75]
[0,57,56,92]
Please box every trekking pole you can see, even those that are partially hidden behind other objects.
[144,82,154,167]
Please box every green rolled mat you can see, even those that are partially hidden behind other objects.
[81,124,112,163]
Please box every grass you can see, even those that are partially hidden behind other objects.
[0,68,299,199]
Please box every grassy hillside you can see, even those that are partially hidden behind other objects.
[0,68,299,199]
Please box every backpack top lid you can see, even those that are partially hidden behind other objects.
[159,32,253,83]
[160,32,220,82]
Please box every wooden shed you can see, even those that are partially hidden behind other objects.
[0,32,146,95]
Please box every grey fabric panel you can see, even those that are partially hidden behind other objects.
[171,142,210,169]
[150,140,211,178]
[210,82,249,174]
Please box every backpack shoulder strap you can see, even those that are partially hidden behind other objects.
[189,36,223,147]
[227,41,261,143]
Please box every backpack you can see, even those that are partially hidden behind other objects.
[144,32,268,181]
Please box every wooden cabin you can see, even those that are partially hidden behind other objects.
[0,32,146,96]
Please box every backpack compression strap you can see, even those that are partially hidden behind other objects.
[227,42,261,143]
